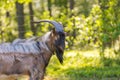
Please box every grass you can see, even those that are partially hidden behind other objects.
[0,49,120,80]
[45,49,120,80]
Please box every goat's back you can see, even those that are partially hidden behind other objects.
[0,41,44,75]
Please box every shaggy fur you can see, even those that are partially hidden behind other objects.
[0,20,65,80]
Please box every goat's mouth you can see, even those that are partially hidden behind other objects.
[55,46,64,64]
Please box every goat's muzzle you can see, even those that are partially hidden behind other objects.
[55,32,65,64]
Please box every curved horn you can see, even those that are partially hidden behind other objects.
[32,20,64,32]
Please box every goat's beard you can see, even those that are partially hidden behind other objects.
[55,46,64,64]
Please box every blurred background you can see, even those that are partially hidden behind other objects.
[0,0,120,80]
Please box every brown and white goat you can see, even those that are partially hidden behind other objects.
[0,20,65,80]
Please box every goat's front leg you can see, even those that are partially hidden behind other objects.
[29,68,45,80]
[29,67,40,80]
[36,70,45,80]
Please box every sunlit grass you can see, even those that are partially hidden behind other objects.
[0,75,29,80]
[45,49,120,80]
[45,50,101,78]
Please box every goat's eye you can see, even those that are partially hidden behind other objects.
[55,35,59,40]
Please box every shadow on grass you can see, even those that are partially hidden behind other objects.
[60,66,120,80]
[62,56,120,80]
[102,57,120,67]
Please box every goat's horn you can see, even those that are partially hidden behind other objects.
[32,20,64,32]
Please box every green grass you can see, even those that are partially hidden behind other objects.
[45,49,120,80]
[0,49,120,80]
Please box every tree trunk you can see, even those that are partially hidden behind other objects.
[69,0,74,10]
[69,0,74,16]
[47,0,52,16]
[15,2,25,39]
[29,2,36,35]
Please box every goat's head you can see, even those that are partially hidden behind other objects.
[33,20,65,64]
[50,28,65,64]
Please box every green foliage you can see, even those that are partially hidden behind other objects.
[1,0,120,51]
[17,0,31,4]
[97,0,120,55]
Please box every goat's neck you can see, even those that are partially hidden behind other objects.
[45,39,55,54]
[41,40,54,67]
[42,50,52,67]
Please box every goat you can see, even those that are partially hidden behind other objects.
[0,20,65,80]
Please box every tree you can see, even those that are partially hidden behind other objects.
[29,2,36,35]
[97,0,120,58]
[47,0,52,16]
[15,1,25,39]
[69,0,74,10]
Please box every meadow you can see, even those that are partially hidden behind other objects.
[45,49,120,80]
[1,49,120,80]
